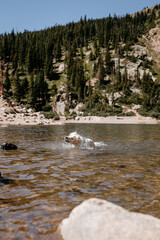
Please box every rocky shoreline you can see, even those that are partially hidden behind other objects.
[0,97,62,126]
[66,115,160,125]
[0,97,160,126]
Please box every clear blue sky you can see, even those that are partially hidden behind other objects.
[0,0,159,34]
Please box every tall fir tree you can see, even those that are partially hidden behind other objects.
[27,73,36,107]
[3,66,11,95]
[12,71,21,102]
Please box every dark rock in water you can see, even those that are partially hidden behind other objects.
[1,143,17,150]
[119,164,126,168]
[0,174,14,184]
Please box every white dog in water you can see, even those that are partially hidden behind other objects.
[64,132,95,149]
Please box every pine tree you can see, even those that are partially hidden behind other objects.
[26,46,34,74]
[35,71,49,106]
[75,60,86,100]
[71,64,77,89]
[3,66,11,95]
[27,74,36,107]
[45,41,54,79]
[66,48,74,91]
[45,55,54,79]
[12,53,18,71]
[19,39,26,66]
[89,51,95,61]
[12,71,21,102]
[97,57,105,84]
[20,77,29,99]
[115,58,122,90]
[80,47,84,59]
[122,65,130,96]
[94,41,100,58]
[134,67,140,87]
[55,40,62,61]
[93,62,98,77]
[105,47,112,75]
[51,83,57,96]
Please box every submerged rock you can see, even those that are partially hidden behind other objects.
[1,143,17,150]
[59,198,160,240]
[0,173,14,184]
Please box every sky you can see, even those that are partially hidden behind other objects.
[0,0,159,34]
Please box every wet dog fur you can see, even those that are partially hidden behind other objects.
[64,132,95,149]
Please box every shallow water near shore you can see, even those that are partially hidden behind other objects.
[0,124,160,239]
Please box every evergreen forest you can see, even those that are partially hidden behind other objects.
[0,4,160,119]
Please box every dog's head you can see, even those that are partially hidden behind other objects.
[64,132,82,147]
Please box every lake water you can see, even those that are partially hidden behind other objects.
[0,124,160,239]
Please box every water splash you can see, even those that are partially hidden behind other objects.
[95,141,107,148]
[61,143,76,149]
[46,142,76,150]
[45,141,107,151]
[62,141,107,150]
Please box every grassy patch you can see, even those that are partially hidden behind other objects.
[43,111,60,120]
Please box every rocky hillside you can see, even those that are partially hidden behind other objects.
[53,42,158,116]
[0,4,160,120]
[143,26,160,68]
[52,6,160,119]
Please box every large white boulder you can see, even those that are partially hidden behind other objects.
[59,198,160,240]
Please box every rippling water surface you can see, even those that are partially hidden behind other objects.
[0,124,160,239]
